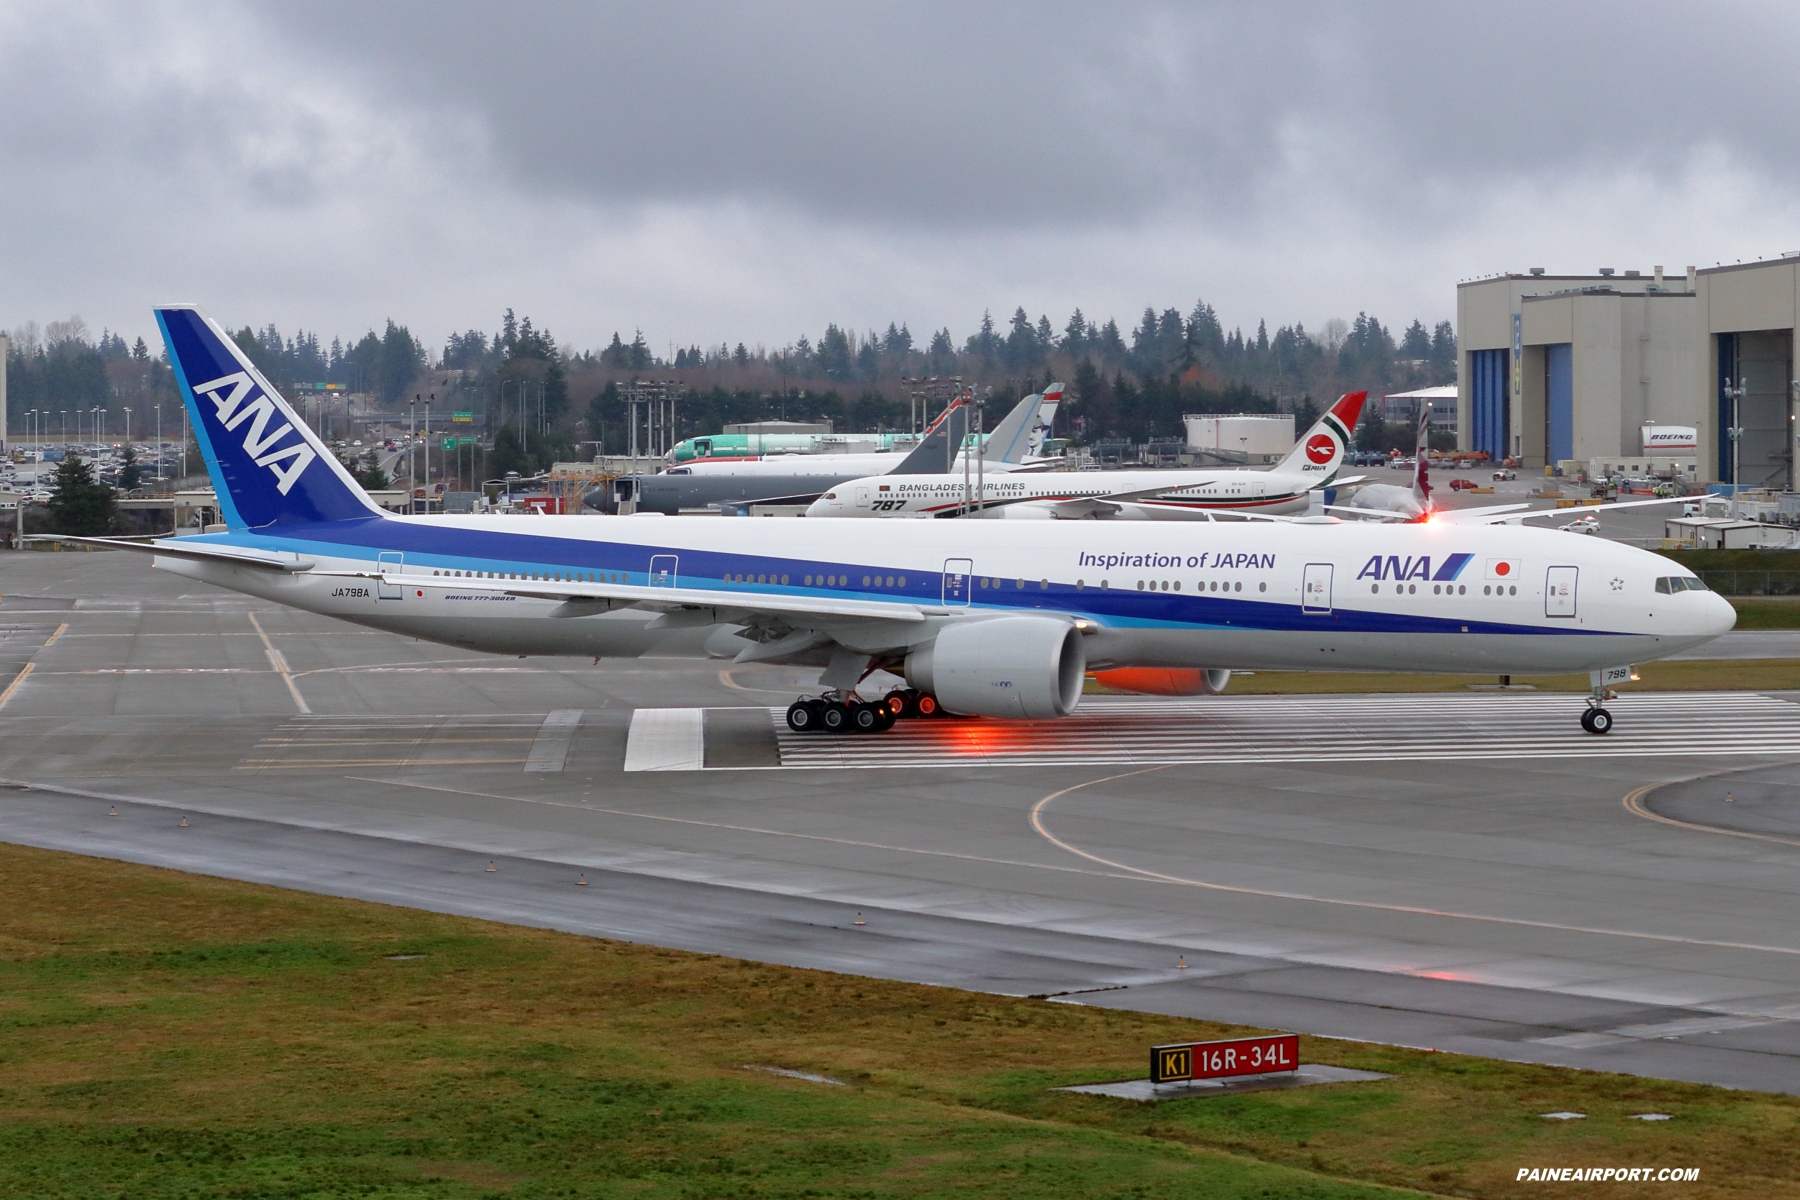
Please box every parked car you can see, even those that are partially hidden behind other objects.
[1491,469,1517,481]
[1448,477,1477,491]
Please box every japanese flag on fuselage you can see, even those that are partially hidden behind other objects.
[1486,559,1521,580]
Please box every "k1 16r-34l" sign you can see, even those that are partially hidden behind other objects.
[1150,1034,1299,1083]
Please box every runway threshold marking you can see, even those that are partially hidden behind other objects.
[767,692,1800,769]
[623,708,705,771]
[248,612,309,714]
[524,709,583,773]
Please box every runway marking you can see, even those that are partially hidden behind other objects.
[1025,768,1800,960]
[524,710,583,773]
[623,708,705,772]
[42,623,67,646]
[0,663,35,711]
[248,611,309,714]
[1622,767,1800,849]
[237,715,541,772]
[768,692,1800,769]
[238,757,528,770]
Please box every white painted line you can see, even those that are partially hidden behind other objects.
[767,692,1800,770]
[623,708,706,772]
[524,709,583,773]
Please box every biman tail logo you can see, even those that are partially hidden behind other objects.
[1305,433,1335,464]
[190,372,317,495]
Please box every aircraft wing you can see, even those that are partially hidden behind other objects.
[1436,494,1687,524]
[310,569,929,625]
[62,536,318,572]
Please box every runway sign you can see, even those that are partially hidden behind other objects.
[1151,1034,1298,1083]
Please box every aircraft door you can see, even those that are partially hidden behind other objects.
[650,555,678,588]
[1301,562,1333,613]
[855,486,871,509]
[1545,565,1577,617]
[377,552,403,600]
[942,558,972,606]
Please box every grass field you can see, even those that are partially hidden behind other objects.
[2,843,1796,1198]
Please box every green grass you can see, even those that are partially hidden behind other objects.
[2,841,1794,1198]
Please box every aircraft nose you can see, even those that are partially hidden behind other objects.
[1709,592,1739,635]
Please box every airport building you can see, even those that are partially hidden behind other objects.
[1456,256,1800,488]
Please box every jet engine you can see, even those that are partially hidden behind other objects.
[1092,667,1231,696]
[904,616,1085,719]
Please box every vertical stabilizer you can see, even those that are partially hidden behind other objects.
[1273,391,1366,481]
[1412,410,1433,511]
[155,306,384,529]
[888,398,970,475]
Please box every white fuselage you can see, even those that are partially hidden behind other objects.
[158,513,1734,677]
[805,467,1324,518]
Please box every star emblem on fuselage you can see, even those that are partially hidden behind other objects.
[1610,577,1625,591]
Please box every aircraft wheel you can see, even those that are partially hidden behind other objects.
[821,701,851,733]
[915,693,941,718]
[873,704,898,731]
[786,700,823,733]
[1581,707,1613,735]
[883,690,910,718]
[849,702,884,733]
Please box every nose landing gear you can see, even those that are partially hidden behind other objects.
[1580,705,1613,735]
[786,688,939,734]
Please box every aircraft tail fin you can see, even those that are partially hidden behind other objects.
[1029,383,1064,454]
[1412,410,1433,510]
[888,396,970,475]
[155,306,385,529]
[979,387,1049,464]
[1273,390,1366,480]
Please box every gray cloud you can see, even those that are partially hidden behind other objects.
[4,1,1800,352]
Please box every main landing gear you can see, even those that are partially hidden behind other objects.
[785,688,941,735]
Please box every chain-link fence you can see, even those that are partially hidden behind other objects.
[1697,571,1800,596]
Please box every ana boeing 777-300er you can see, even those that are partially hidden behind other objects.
[804,392,1368,519]
[81,306,1735,739]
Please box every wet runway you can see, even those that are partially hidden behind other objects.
[4,549,1800,1094]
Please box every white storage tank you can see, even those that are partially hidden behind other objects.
[1183,413,1295,461]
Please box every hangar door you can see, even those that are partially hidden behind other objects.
[1544,344,1573,465]
[1717,331,1793,489]
[1468,349,1511,460]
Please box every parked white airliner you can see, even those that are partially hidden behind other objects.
[84,307,1733,739]
[805,392,1367,519]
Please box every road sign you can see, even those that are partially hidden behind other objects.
[452,412,473,422]
[1150,1034,1298,1083]
[458,437,475,445]
[441,437,455,450]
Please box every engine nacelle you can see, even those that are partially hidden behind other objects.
[904,616,1085,719]
[1092,667,1231,696]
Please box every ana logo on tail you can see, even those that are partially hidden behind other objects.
[190,372,317,495]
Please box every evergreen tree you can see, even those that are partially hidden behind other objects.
[1061,309,1089,358]
[46,452,115,535]
[118,446,142,491]
[1400,319,1432,360]
[628,331,652,370]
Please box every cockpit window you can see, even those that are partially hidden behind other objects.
[1656,576,1709,593]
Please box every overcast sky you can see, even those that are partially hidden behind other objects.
[5,1,1799,357]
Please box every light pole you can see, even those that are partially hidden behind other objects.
[155,404,162,482]
[1723,375,1747,492]
[409,394,420,513]
[123,407,131,446]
